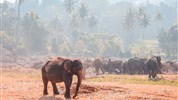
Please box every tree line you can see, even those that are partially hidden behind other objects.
[0,0,177,60]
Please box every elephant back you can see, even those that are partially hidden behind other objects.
[92,58,103,67]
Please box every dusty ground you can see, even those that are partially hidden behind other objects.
[0,67,178,100]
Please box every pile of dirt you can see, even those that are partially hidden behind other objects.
[70,83,127,95]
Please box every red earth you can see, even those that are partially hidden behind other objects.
[1,67,177,100]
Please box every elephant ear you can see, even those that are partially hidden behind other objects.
[64,60,72,73]
[72,60,83,73]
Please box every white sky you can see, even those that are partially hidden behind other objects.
[0,0,14,3]
[0,0,166,4]
[110,0,165,4]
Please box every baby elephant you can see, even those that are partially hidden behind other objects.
[41,57,83,99]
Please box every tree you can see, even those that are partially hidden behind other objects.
[16,0,24,44]
[0,2,17,43]
[0,1,8,16]
[88,14,98,32]
[21,11,48,52]
[64,0,76,14]
[158,25,177,60]
[63,0,77,37]
[77,3,89,32]
[122,8,135,51]
[51,38,59,54]
[123,9,135,31]
[50,16,62,33]
[137,6,150,57]
[78,3,88,19]
[155,11,164,31]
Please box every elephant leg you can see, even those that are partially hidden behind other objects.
[51,82,59,95]
[153,70,157,78]
[64,76,71,99]
[148,70,152,78]
[95,67,99,75]
[42,75,48,95]
[69,76,73,86]
[100,67,105,74]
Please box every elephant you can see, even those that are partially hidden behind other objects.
[106,59,123,74]
[41,57,83,99]
[128,57,145,75]
[162,61,178,74]
[145,56,162,78]
[121,61,129,74]
[92,57,105,75]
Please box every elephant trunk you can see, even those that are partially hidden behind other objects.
[73,70,83,98]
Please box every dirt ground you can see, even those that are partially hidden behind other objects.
[0,67,178,100]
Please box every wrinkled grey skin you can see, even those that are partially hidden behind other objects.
[128,57,145,75]
[42,58,83,99]
[121,61,129,74]
[106,59,123,74]
[162,61,178,73]
[92,58,104,75]
[145,56,162,78]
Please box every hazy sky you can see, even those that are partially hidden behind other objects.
[109,0,165,4]
[0,0,166,4]
[0,0,15,3]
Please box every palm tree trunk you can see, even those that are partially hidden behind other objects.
[16,2,20,44]
[141,29,145,57]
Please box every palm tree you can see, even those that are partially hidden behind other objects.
[63,0,77,35]
[139,13,150,28]
[64,0,76,14]
[123,9,135,51]
[0,2,8,16]
[123,9,135,31]
[50,16,62,33]
[88,14,98,32]
[78,3,88,32]
[78,3,88,19]
[155,11,164,31]
[16,0,24,44]
[137,7,150,57]
[0,2,8,32]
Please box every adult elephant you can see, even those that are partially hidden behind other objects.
[107,59,123,74]
[145,56,162,78]
[121,61,129,74]
[92,57,105,75]
[41,57,83,99]
[128,57,145,75]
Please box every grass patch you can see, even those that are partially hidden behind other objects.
[86,75,178,86]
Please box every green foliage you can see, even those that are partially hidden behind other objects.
[155,12,164,22]
[51,38,59,54]
[64,0,77,14]
[21,11,49,52]
[123,9,135,31]
[78,3,88,19]
[88,14,98,31]
[130,40,159,57]
[0,31,15,46]
[1,0,177,57]
[158,25,178,60]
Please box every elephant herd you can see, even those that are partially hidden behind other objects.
[41,56,177,99]
[86,56,164,78]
